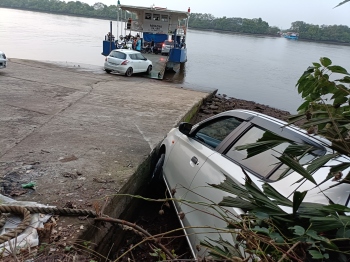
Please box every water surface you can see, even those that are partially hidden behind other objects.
[1,8,350,113]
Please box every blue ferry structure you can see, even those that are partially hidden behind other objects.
[102,2,190,79]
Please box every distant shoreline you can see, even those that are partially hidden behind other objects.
[188,27,280,39]
[2,6,350,47]
[188,27,350,46]
[0,6,123,22]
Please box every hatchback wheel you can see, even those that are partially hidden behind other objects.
[105,69,112,74]
[146,65,152,74]
[125,67,133,77]
[151,153,165,182]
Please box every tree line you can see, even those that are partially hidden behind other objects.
[290,21,350,43]
[1,0,350,43]
[189,13,350,43]
[188,13,280,36]
[0,0,136,20]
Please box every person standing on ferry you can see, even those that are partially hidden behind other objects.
[135,37,142,52]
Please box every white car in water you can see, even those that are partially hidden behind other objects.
[104,49,152,77]
[153,109,350,258]
[0,51,8,69]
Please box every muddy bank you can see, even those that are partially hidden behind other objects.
[191,93,291,124]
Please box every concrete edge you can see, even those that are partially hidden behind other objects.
[79,90,217,256]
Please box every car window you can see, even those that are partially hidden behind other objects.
[225,126,316,180]
[164,41,173,45]
[136,53,146,60]
[110,51,126,59]
[193,117,243,149]
[129,54,137,60]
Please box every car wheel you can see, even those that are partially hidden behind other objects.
[146,65,152,74]
[151,153,165,182]
[161,53,164,56]
[125,67,133,77]
[105,69,112,74]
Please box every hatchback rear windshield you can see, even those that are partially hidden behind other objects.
[109,51,126,59]
[164,41,174,45]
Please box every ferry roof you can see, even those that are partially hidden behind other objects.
[120,5,189,19]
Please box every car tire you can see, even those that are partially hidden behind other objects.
[125,67,133,77]
[151,153,165,182]
[105,69,112,74]
[161,53,164,56]
[146,65,152,74]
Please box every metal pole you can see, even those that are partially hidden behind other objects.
[110,21,112,53]
[117,9,119,41]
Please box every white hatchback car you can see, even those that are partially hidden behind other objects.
[104,49,152,76]
[154,109,350,258]
[0,51,8,69]
[161,40,174,56]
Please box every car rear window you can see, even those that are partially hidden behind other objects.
[164,41,173,45]
[110,51,126,59]
[225,126,317,180]
[193,117,243,149]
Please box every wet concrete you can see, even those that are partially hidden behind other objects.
[0,58,210,251]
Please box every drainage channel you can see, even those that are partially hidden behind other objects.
[103,180,192,261]
[76,148,194,261]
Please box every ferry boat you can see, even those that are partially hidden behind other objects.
[102,2,190,79]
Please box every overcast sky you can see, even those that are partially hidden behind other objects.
[79,0,350,29]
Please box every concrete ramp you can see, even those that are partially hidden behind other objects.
[0,58,209,251]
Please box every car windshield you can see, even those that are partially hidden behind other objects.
[164,41,174,45]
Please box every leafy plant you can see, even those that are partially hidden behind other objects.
[334,0,350,8]
[203,57,350,261]
[149,248,167,261]
[208,172,350,261]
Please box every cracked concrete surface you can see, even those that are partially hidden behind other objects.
[0,59,209,248]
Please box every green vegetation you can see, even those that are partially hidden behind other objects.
[200,57,350,261]
[1,0,350,43]
[188,13,280,35]
[189,13,350,43]
[194,2,350,259]
[0,0,136,20]
[290,21,350,43]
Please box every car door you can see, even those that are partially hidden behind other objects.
[136,53,148,72]
[182,121,298,255]
[187,152,251,256]
[128,54,139,72]
[162,116,245,252]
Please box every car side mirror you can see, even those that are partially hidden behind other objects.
[179,122,193,136]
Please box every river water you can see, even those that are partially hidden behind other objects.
[1,8,350,113]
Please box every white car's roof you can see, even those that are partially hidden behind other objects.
[112,49,141,54]
[0,51,4,54]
